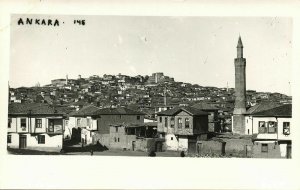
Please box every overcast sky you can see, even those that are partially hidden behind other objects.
[10,15,292,95]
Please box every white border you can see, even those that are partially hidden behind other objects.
[1,1,300,189]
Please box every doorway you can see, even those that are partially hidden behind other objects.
[132,141,136,151]
[286,143,292,159]
[19,135,27,149]
[155,141,163,152]
[197,143,202,154]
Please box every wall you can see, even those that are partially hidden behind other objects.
[245,116,292,141]
[64,119,72,139]
[135,138,156,152]
[7,133,63,152]
[81,129,95,145]
[96,114,144,134]
[252,141,282,158]
[193,115,208,134]
[9,116,64,134]
[223,138,253,157]
[197,140,223,155]
[164,134,178,151]
[178,136,188,151]
[207,110,220,132]
[157,115,175,134]
[109,126,136,150]
[68,117,76,129]
[94,133,110,148]
[197,138,252,157]
[175,111,194,135]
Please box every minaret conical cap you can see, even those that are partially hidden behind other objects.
[237,36,243,48]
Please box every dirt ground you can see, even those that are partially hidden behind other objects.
[7,148,181,157]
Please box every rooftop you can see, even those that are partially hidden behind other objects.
[69,105,100,117]
[157,106,209,116]
[192,102,219,111]
[92,107,145,116]
[246,102,282,115]
[251,104,292,117]
[8,103,65,115]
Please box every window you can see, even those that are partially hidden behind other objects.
[87,118,91,127]
[21,118,26,131]
[116,126,118,132]
[114,137,117,142]
[261,143,268,153]
[137,116,140,120]
[8,118,12,128]
[48,120,54,132]
[178,118,182,128]
[159,117,162,123]
[35,119,42,128]
[185,118,190,128]
[171,137,173,140]
[118,138,120,142]
[268,121,277,133]
[7,135,11,143]
[165,117,168,127]
[76,118,81,126]
[283,122,290,135]
[170,117,175,128]
[38,135,45,144]
[248,129,250,135]
[258,121,266,133]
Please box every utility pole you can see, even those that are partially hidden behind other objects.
[164,86,167,106]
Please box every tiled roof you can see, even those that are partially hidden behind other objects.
[252,104,292,117]
[69,105,101,117]
[246,102,282,114]
[110,122,157,128]
[192,102,219,110]
[8,103,65,115]
[92,107,145,116]
[157,106,209,116]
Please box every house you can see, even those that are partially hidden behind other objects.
[108,122,158,152]
[192,102,221,132]
[157,106,209,152]
[245,102,282,135]
[7,103,66,152]
[68,107,145,147]
[67,105,100,145]
[245,103,292,158]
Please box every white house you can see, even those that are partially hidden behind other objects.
[67,105,100,145]
[244,103,292,158]
[7,103,65,152]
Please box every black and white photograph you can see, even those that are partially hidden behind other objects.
[7,15,293,158]
[0,1,300,189]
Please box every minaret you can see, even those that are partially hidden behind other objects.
[232,36,247,134]
[66,74,68,85]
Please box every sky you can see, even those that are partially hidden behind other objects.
[10,15,292,95]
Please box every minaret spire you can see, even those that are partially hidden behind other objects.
[237,35,243,58]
